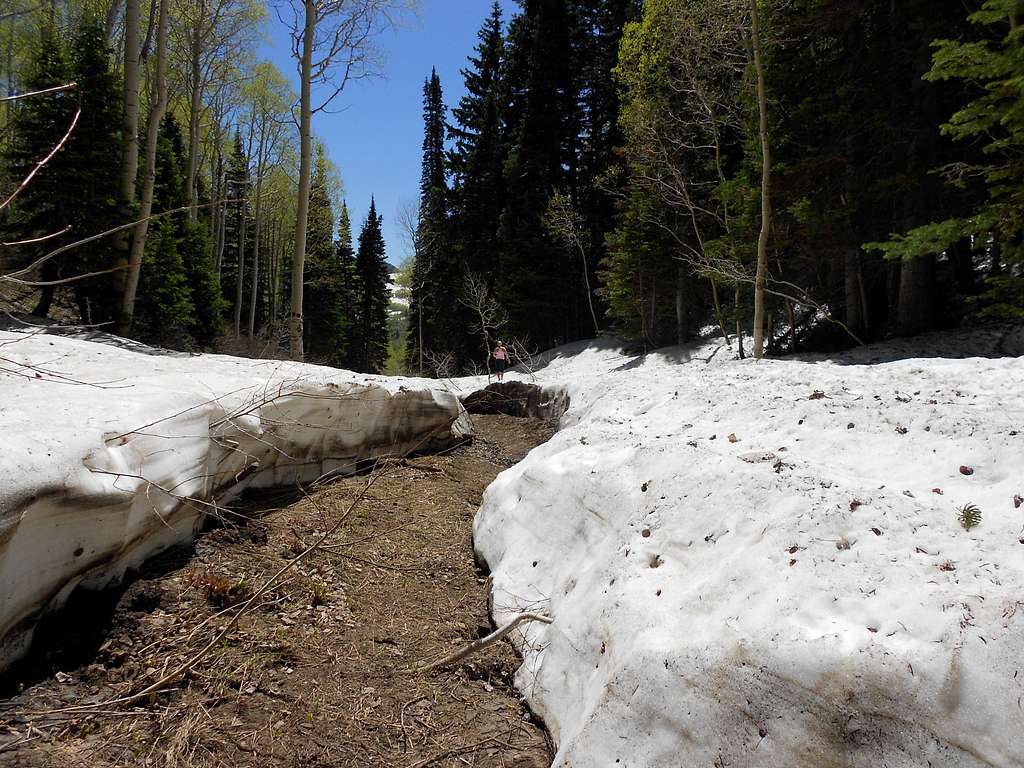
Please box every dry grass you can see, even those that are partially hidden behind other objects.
[0,415,555,768]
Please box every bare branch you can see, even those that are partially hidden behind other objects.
[0,107,81,212]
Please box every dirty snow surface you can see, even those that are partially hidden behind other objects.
[473,328,1024,768]
[0,330,469,672]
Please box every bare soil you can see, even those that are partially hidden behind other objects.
[0,415,555,768]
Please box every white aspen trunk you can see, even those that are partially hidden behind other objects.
[103,0,124,48]
[117,0,170,334]
[114,0,141,294]
[289,0,315,361]
[750,0,773,360]
[186,35,202,222]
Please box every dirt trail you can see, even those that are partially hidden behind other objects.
[0,415,555,768]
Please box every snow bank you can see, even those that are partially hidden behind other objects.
[474,329,1024,767]
[0,331,470,672]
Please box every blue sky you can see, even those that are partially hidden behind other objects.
[261,1,516,267]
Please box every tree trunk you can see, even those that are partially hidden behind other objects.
[675,265,685,345]
[289,0,315,361]
[750,0,772,359]
[186,25,202,222]
[710,278,730,346]
[103,0,124,48]
[896,255,934,336]
[234,193,247,336]
[114,0,141,296]
[735,287,745,359]
[248,126,266,338]
[844,249,863,335]
[117,0,170,335]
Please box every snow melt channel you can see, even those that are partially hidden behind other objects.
[0,332,471,672]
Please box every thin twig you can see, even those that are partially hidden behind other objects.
[417,612,553,673]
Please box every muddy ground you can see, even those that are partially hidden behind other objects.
[0,414,555,768]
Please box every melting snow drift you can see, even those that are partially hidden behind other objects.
[473,329,1024,767]
[0,331,470,672]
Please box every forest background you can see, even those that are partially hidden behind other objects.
[2,0,1021,374]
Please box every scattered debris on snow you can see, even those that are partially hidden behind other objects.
[473,330,1024,767]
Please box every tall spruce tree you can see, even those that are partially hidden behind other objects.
[869,0,1024,320]
[221,132,250,318]
[576,0,642,326]
[134,114,195,346]
[766,0,979,342]
[305,146,346,366]
[335,202,361,369]
[448,2,507,283]
[352,197,390,373]
[7,20,121,323]
[498,0,583,349]
[408,69,462,368]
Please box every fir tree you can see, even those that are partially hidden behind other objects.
[408,69,463,368]
[305,146,347,366]
[134,114,195,346]
[868,0,1024,320]
[448,2,507,282]
[134,114,222,348]
[64,21,123,324]
[6,20,121,323]
[352,197,390,373]
[221,131,250,317]
[335,202,361,369]
[497,0,582,349]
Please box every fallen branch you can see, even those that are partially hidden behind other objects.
[30,466,386,716]
[417,612,554,673]
[405,737,502,768]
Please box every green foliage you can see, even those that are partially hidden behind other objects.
[305,146,348,366]
[134,115,202,347]
[5,19,122,321]
[409,69,465,368]
[181,222,225,347]
[447,2,507,283]
[137,220,195,346]
[866,0,1024,320]
[351,198,391,374]
[957,503,982,531]
[220,131,250,313]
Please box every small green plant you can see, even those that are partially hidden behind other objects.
[957,503,982,531]
[310,581,330,607]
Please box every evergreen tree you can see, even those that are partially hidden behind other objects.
[869,0,1024,319]
[766,0,978,341]
[335,202,361,369]
[408,69,463,368]
[576,0,642,325]
[135,114,195,346]
[448,2,507,282]
[6,20,121,323]
[352,198,390,373]
[134,114,222,348]
[221,131,250,316]
[305,146,346,366]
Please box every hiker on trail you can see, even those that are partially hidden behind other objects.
[492,340,510,381]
